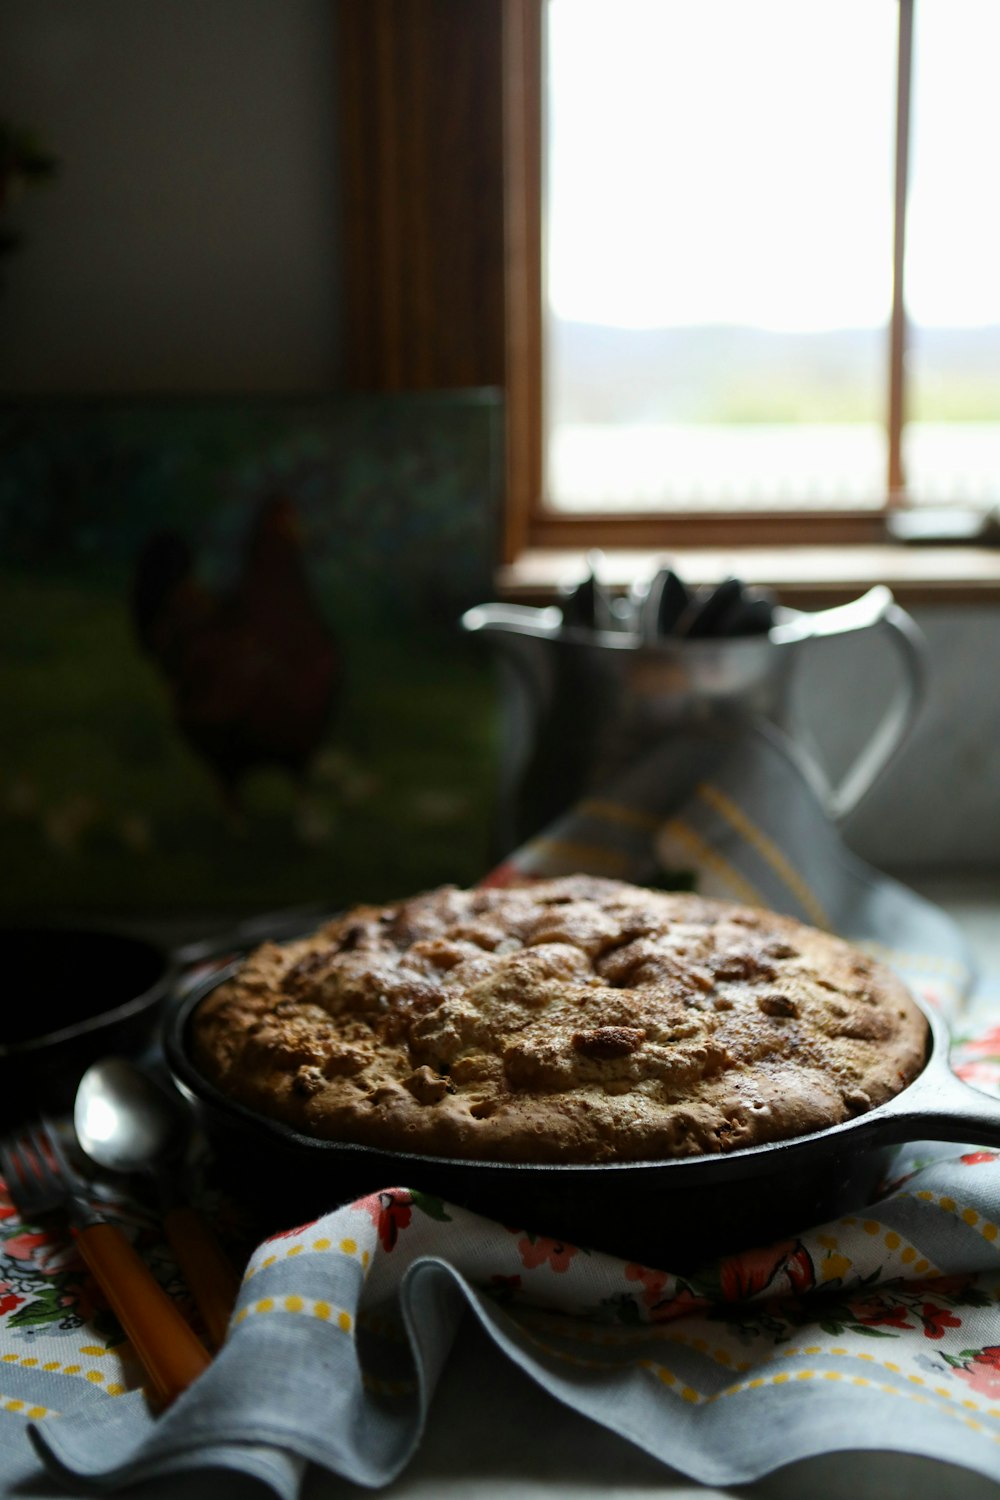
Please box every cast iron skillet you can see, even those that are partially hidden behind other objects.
[0,926,173,1129]
[0,907,327,1133]
[164,965,1000,1270]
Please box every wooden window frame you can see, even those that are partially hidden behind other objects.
[338,2,1000,601]
[502,0,919,562]
[338,0,507,392]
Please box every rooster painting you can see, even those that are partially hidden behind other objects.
[131,495,341,828]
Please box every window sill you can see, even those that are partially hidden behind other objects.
[495,543,1000,608]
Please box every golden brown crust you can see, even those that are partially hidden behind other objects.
[190,876,929,1163]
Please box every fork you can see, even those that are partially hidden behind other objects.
[0,1120,212,1408]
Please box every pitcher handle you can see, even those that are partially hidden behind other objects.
[777,587,925,821]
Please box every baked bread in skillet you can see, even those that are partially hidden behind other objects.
[190,876,929,1162]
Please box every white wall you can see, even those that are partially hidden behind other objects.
[804,606,1000,874]
[0,0,341,392]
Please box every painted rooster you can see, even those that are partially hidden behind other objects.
[132,495,341,821]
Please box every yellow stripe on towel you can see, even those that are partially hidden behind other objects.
[576,798,664,834]
[523,837,635,876]
[696,784,831,930]
[657,818,764,907]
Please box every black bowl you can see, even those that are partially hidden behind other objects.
[164,968,1000,1269]
[0,926,173,1128]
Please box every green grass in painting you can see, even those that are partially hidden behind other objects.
[0,569,500,918]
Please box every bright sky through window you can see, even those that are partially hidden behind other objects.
[907,1,1000,328]
[547,0,895,333]
[544,0,1000,510]
[547,0,1000,334]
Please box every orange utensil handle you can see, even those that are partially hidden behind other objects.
[73,1221,212,1407]
[163,1204,243,1350]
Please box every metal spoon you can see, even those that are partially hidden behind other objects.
[75,1057,242,1350]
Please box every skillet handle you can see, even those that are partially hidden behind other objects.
[877,1060,1000,1151]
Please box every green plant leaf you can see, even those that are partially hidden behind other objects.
[8,1292,64,1328]
[409,1190,452,1223]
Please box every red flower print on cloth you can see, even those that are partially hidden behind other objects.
[914,1274,972,1300]
[622,1265,708,1322]
[358,1190,413,1251]
[849,1295,913,1331]
[2,1230,80,1277]
[961,1025,1000,1055]
[717,1240,815,1302]
[517,1234,577,1273]
[954,1061,1000,1087]
[625,1263,671,1308]
[0,1290,24,1316]
[961,1152,998,1165]
[920,1303,962,1339]
[954,1348,1000,1401]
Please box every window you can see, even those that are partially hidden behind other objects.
[337,1,1000,590]
[902,1,1000,508]
[546,0,896,516]
[506,0,1000,555]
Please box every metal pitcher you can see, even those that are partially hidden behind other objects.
[461,584,924,850]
